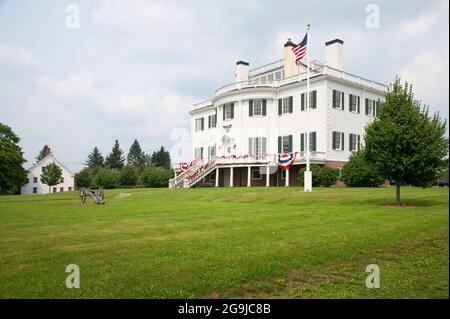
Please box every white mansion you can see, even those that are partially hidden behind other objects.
[21,148,74,195]
[170,38,386,188]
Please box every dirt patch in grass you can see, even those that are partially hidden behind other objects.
[115,193,132,199]
[380,202,425,207]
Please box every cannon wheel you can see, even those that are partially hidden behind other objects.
[79,189,86,204]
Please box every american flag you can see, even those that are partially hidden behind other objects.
[292,33,308,65]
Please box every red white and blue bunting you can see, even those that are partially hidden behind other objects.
[276,153,297,170]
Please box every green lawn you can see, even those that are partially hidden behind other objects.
[0,187,448,298]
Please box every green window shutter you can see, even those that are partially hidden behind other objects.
[376,101,379,117]
[262,137,267,154]
[208,115,211,128]
[341,92,345,110]
[278,136,282,153]
[300,133,305,152]
[311,132,317,151]
[332,90,336,108]
[357,96,361,113]
[341,132,345,150]
[288,135,293,152]
[332,132,336,150]
[349,94,353,111]
[249,100,253,117]
[301,93,305,111]
[231,103,234,119]
[289,96,293,113]
[312,91,317,109]
[349,134,353,151]
[262,99,267,116]
[223,105,225,121]
[357,135,361,150]
[278,99,282,115]
[201,118,204,131]
[248,138,253,155]
[365,98,369,115]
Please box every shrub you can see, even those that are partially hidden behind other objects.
[297,164,322,187]
[120,165,138,187]
[316,166,340,187]
[341,150,384,187]
[74,167,93,189]
[140,167,173,188]
[94,168,120,189]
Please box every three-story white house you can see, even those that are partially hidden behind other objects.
[170,38,386,188]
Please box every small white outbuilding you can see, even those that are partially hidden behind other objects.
[21,149,74,195]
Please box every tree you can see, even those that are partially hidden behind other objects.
[297,164,323,187]
[94,168,120,189]
[151,146,171,169]
[105,139,125,170]
[85,147,104,173]
[0,123,27,194]
[74,168,93,189]
[140,167,173,188]
[120,165,138,187]
[341,150,385,187]
[316,166,339,187]
[364,78,448,205]
[40,162,62,193]
[36,145,50,162]
[127,139,146,172]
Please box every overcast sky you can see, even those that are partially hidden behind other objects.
[0,0,448,172]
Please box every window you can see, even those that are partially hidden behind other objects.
[301,91,317,110]
[332,131,345,151]
[248,137,267,156]
[260,76,266,84]
[300,132,317,152]
[194,147,203,159]
[249,99,267,117]
[52,187,57,193]
[267,74,274,82]
[275,71,282,80]
[349,134,361,152]
[278,135,293,154]
[208,113,217,128]
[281,170,287,179]
[207,145,216,160]
[33,177,38,183]
[195,118,204,131]
[278,97,293,115]
[223,103,234,120]
[349,94,360,113]
[365,98,378,117]
[68,187,72,191]
[251,167,262,180]
[332,90,345,110]
[33,187,37,194]
[60,177,64,183]
[60,187,64,192]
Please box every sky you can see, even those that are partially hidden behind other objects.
[0,0,448,172]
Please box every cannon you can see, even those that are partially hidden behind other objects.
[79,187,105,204]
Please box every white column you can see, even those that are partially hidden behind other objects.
[266,166,270,187]
[215,168,219,187]
[285,168,289,187]
[230,167,234,187]
[247,166,251,187]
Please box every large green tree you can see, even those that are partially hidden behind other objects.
[74,167,93,189]
[40,162,62,193]
[35,144,50,162]
[151,146,171,169]
[105,139,125,170]
[364,78,448,205]
[85,147,104,173]
[127,139,146,172]
[0,123,27,194]
[341,150,384,187]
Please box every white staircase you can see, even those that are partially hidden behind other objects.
[169,159,218,188]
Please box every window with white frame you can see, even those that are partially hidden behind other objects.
[253,100,262,116]
[208,114,217,128]
[194,147,203,159]
[282,97,291,114]
[349,94,360,113]
[224,103,233,120]
[275,71,282,80]
[332,90,344,110]
[248,137,267,156]
[365,98,376,117]
[278,135,292,153]
[332,131,344,151]
[260,76,266,84]
[349,134,360,152]
[267,74,274,82]
[207,145,216,160]
[251,167,262,180]
[195,118,204,131]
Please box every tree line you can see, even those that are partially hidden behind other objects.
[75,139,173,189]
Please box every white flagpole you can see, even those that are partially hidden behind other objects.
[304,23,312,192]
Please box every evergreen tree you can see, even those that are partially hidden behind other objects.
[0,123,27,194]
[36,144,50,162]
[127,139,146,172]
[85,147,104,173]
[40,162,62,193]
[105,139,125,169]
[365,77,448,205]
[151,146,171,169]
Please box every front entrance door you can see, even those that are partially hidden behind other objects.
[223,168,230,187]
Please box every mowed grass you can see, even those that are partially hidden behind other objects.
[0,187,448,298]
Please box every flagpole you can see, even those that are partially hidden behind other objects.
[304,23,312,192]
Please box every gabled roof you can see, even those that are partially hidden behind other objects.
[26,153,74,175]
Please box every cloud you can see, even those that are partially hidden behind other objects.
[0,43,41,68]
[400,0,448,37]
